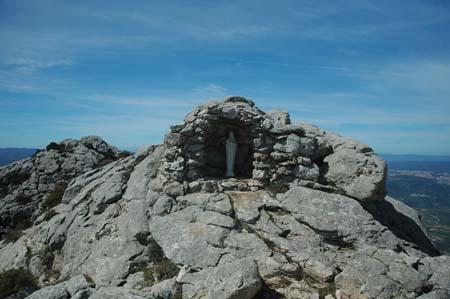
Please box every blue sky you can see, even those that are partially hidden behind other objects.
[1,0,450,154]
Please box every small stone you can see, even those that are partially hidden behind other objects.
[188,181,201,193]
[200,181,217,193]
[267,109,291,126]
[221,106,239,119]
[253,137,265,148]
[164,132,185,146]
[164,181,185,197]
[254,153,269,161]
[270,151,292,161]
[170,123,184,133]
[253,169,269,179]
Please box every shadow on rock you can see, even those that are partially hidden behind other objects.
[363,196,440,256]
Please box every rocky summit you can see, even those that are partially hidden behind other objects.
[0,136,128,240]
[0,96,449,299]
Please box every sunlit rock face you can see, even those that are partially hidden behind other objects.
[1,97,448,299]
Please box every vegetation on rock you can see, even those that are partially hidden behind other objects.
[0,268,38,298]
[131,238,179,287]
[43,182,67,210]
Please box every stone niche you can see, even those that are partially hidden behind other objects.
[164,97,267,184]
[202,120,254,179]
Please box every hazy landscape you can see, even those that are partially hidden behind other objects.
[384,155,450,254]
[0,148,37,167]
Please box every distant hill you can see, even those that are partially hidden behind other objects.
[382,154,450,162]
[385,154,450,254]
[0,148,38,167]
[383,154,450,173]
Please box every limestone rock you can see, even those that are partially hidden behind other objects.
[181,258,262,299]
[0,136,127,237]
[25,275,94,299]
[149,206,234,268]
[323,145,387,202]
[0,96,448,299]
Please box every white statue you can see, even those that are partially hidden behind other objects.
[226,131,237,177]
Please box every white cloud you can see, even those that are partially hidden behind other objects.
[5,57,73,73]
[192,84,228,95]
[83,94,195,108]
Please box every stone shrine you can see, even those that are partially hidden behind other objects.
[155,96,386,202]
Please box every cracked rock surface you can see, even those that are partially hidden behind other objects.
[0,97,449,299]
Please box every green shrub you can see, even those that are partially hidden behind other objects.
[95,151,131,169]
[95,158,115,169]
[42,252,60,281]
[2,228,23,243]
[118,151,132,158]
[45,142,66,152]
[136,259,178,287]
[43,182,67,210]
[266,180,289,195]
[1,215,32,243]
[84,274,95,284]
[131,238,179,287]
[149,259,178,281]
[44,209,58,221]
[16,194,32,204]
[147,238,164,262]
[2,171,30,186]
[0,268,38,298]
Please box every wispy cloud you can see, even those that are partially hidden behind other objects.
[1,0,450,154]
[192,84,228,95]
[83,95,195,108]
[5,57,73,73]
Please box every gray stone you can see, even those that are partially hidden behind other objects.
[181,258,262,299]
[0,239,28,271]
[176,193,233,216]
[269,123,305,135]
[280,186,401,250]
[335,248,425,299]
[266,109,291,126]
[323,145,387,202]
[364,196,439,256]
[89,287,151,299]
[418,255,450,292]
[149,206,234,268]
[25,285,69,299]
[25,275,93,299]
[293,164,320,180]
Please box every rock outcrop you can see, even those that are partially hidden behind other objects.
[0,97,448,299]
[0,136,128,238]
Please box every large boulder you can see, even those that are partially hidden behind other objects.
[300,123,387,202]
